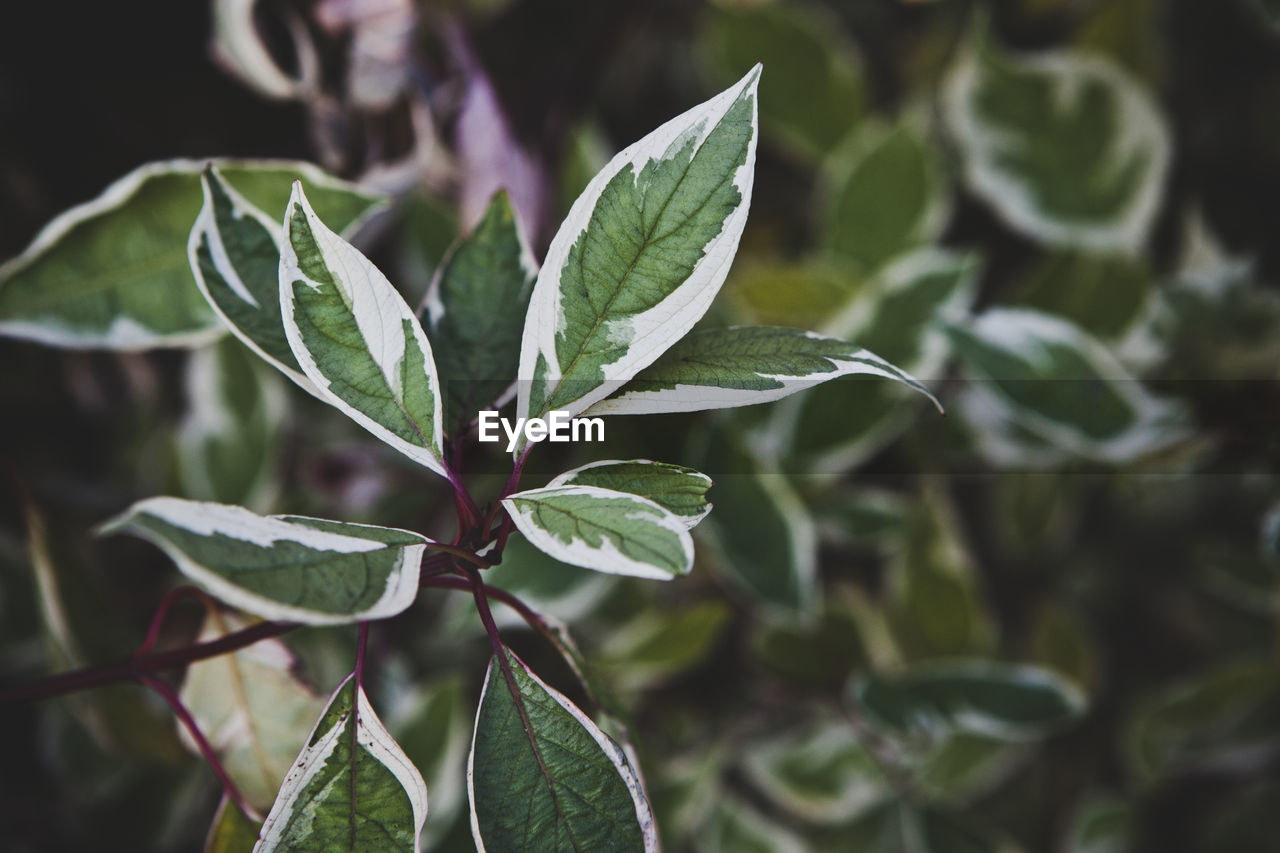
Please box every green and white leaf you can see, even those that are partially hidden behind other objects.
[190,166,318,394]
[587,326,938,416]
[101,497,428,624]
[740,719,888,825]
[179,611,326,812]
[281,183,447,477]
[256,675,427,852]
[548,459,712,528]
[424,191,537,429]
[468,649,656,852]
[501,485,694,580]
[517,68,760,434]
[852,660,1087,742]
[773,249,977,476]
[948,308,1192,464]
[823,120,950,272]
[943,34,1170,252]
[0,159,382,350]
[596,600,732,692]
[177,338,288,512]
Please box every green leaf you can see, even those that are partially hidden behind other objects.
[779,250,977,476]
[696,428,817,618]
[548,459,712,528]
[424,191,537,430]
[588,326,938,416]
[101,497,428,624]
[740,719,888,825]
[596,600,732,691]
[281,182,448,477]
[852,661,1087,742]
[1013,250,1153,341]
[948,308,1191,464]
[177,337,287,511]
[823,122,950,271]
[179,611,326,812]
[189,166,318,394]
[468,649,656,852]
[256,675,428,852]
[911,733,1028,806]
[517,68,760,433]
[884,493,995,661]
[0,159,382,350]
[704,3,864,160]
[943,32,1171,252]
[501,486,694,580]
[205,796,262,853]
[1126,659,1280,782]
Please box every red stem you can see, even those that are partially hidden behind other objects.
[0,621,296,706]
[136,585,213,658]
[140,673,257,820]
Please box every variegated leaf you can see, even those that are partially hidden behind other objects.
[501,485,694,580]
[190,166,318,394]
[547,459,712,528]
[587,326,938,416]
[100,498,427,624]
[424,191,537,429]
[0,159,382,350]
[948,307,1191,464]
[256,675,428,852]
[516,68,761,438]
[468,649,656,852]
[943,33,1171,253]
[281,183,447,477]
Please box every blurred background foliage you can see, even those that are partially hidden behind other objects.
[2,0,1279,850]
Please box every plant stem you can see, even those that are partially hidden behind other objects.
[0,621,296,706]
[423,542,491,569]
[140,673,257,820]
[422,575,552,637]
[136,585,214,657]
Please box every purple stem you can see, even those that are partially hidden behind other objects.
[140,673,257,820]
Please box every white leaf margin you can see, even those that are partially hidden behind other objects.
[516,66,762,425]
[501,485,695,581]
[951,307,1192,463]
[466,650,657,853]
[256,675,428,853]
[547,459,713,529]
[280,182,448,478]
[0,158,385,350]
[943,46,1171,254]
[189,168,323,397]
[99,497,428,625]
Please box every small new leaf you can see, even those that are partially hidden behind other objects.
[101,498,428,625]
[256,675,428,852]
[517,67,761,435]
[424,191,537,430]
[588,326,939,416]
[281,182,448,477]
[468,649,656,852]
[548,459,712,528]
[502,486,694,580]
